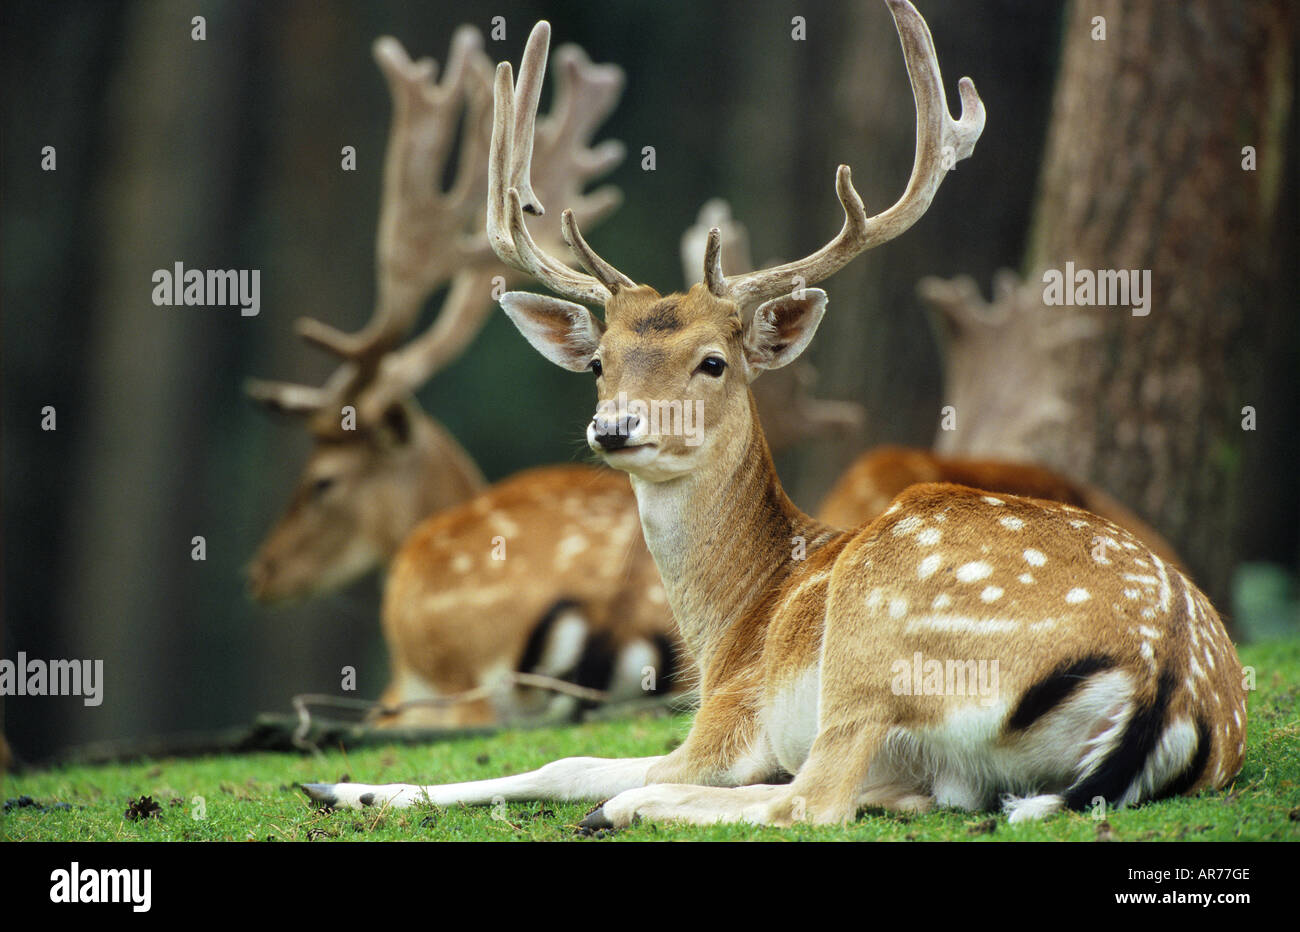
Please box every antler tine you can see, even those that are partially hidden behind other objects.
[488,21,626,306]
[720,0,986,309]
[353,267,500,422]
[244,378,330,416]
[562,208,635,289]
[297,28,496,365]
[684,200,752,299]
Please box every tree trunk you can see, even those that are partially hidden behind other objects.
[935,0,1296,608]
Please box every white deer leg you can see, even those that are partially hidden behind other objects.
[584,783,794,829]
[300,755,664,810]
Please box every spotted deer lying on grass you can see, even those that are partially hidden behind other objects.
[302,3,1246,825]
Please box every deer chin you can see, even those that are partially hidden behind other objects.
[599,444,697,482]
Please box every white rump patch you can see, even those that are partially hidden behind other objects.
[1119,718,1200,807]
[608,639,659,701]
[533,610,588,678]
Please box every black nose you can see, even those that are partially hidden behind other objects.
[592,413,640,450]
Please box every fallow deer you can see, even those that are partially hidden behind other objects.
[302,4,1245,824]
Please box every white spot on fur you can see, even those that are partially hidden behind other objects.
[982,496,1004,506]
[554,532,590,571]
[918,554,942,580]
[1019,573,1035,585]
[1124,588,1140,600]
[1065,588,1090,604]
[999,516,1024,531]
[956,561,993,583]
[1023,549,1046,567]
[909,615,1018,635]
[916,527,942,546]
[1029,618,1058,632]
[892,515,924,537]
[932,593,953,610]
[889,597,909,620]
[1138,625,1161,639]
[980,586,1004,603]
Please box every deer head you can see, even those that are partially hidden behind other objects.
[246,26,626,601]
[491,10,983,486]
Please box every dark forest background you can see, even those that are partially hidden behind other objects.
[3,0,1295,762]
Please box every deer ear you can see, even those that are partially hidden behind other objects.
[376,402,413,447]
[500,291,606,372]
[742,289,827,380]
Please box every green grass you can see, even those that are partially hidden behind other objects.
[5,639,1298,842]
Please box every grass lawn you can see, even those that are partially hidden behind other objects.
[4,639,1298,842]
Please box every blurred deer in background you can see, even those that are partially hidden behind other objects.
[304,5,1244,824]
[246,27,621,601]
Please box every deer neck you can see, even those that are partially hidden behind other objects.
[629,392,827,667]
[374,412,487,560]
[416,415,488,510]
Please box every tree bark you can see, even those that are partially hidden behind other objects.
[936,0,1296,607]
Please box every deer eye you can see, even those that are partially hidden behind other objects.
[696,356,726,378]
[590,358,603,377]
[311,476,336,498]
